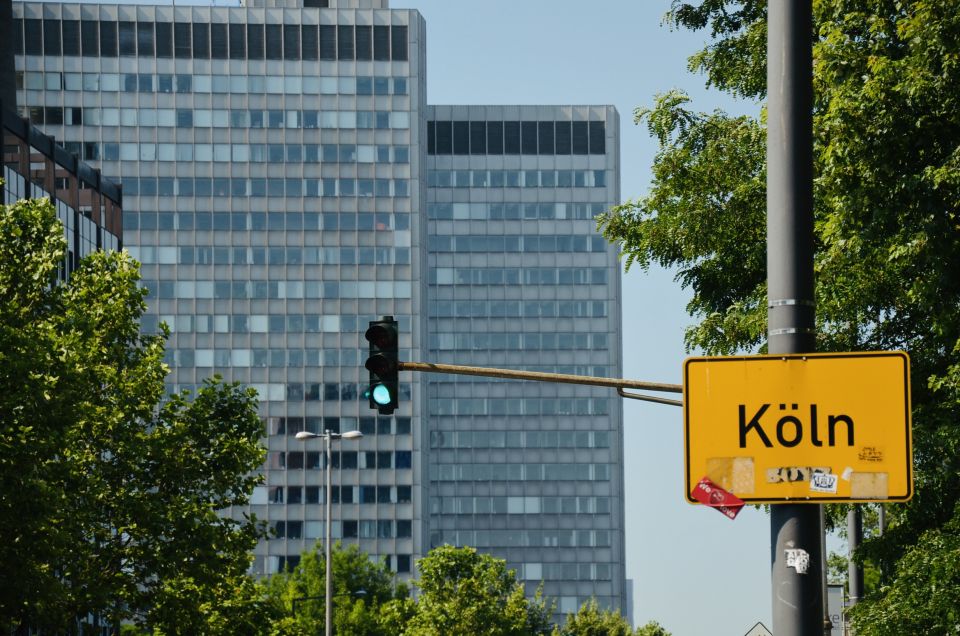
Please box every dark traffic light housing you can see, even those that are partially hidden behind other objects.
[364,316,399,414]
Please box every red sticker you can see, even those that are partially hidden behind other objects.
[691,476,745,520]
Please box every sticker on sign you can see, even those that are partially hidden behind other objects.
[810,473,839,494]
[810,472,839,493]
[690,476,745,519]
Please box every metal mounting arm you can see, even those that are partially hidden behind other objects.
[398,361,683,407]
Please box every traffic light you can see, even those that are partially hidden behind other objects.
[364,316,399,414]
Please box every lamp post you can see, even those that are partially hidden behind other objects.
[295,429,363,636]
[292,590,367,615]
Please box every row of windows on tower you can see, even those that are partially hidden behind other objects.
[14,19,408,62]
[427,120,606,156]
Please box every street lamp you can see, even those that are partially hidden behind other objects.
[295,429,363,636]
[292,590,367,615]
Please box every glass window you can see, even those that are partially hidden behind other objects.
[355,25,371,60]
[469,121,486,154]
[44,107,63,125]
[81,20,98,56]
[538,121,555,154]
[174,22,191,58]
[319,24,335,60]
[24,19,42,55]
[589,120,606,154]
[283,24,299,60]
[137,22,154,56]
[521,121,538,154]
[373,25,389,60]
[99,21,118,57]
[391,25,407,60]
[435,121,452,155]
[229,23,245,59]
[337,25,353,59]
[503,121,520,154]
[192,22,210,59]
[265,24,281,60]
[555,120,572,154]
[301,24,318,60]
[44,73,62,90]
[210,23,227,59]
[156,22,172,57]
[572,121,589,154]
[453,121,469,155]
[43,20,61,56]
[265,76,282,93]
[246,23,263,59]
[118,21,136,56]
[62,20,80,56]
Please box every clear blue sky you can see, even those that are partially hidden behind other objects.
[389,1,771,632]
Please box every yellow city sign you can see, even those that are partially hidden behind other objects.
[683,352,912,504]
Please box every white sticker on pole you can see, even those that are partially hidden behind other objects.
[785,549,810,574]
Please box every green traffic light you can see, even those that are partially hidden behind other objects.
[371,384,393,406]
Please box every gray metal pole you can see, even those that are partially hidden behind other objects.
[325,431,333,636]
[848,506,863,607]
[821,507,832,636]
[767,1,824,634]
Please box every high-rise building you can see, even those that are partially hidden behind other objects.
[2,102,123,278]
[12,0,625,615]
[425,105,624,614]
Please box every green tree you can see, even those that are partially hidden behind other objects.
[850,504,960,635]
[406,545,553,636]
[597,1,960,632]
[553,598,636,636]
[262,542,408,636]
[0,192,270,634]
[634,621,672,636]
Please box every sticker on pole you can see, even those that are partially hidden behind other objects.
[785,549,811,574]
[691,476,745,520]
